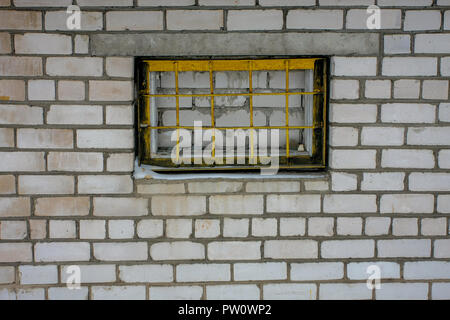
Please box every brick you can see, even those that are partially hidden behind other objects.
[109,220,134,239]
[0,243,31,262]
[150,241,205,260]
[0,266,15,284]
[137,183,185,194]
[78,175,132,194]
[322,240,374,259]
[287,10,343,30]
[332,57,376,76]
[34,242,90,262]
[106,57,133,77]
[384,35,410,54]
[319,283,371,300]
[365,217,391,236]
[35,197,90,217]
[347,262,400,280]
[442,58,450,76]
[308,218,334,236]
[264,284,316,300]
[106,105,133,125]
[361,172,405,191]
[28,80,55,101]
[381,103,435,123]
[149,286,203,300]
[0,221,27,239]
[107,153,134,172]
[223,218,249,237]
[437,195,450,213]
[19,265,57,285]
[291,262,343,281]
[0,80,25,101]
[209,241,261,260]
[47,57,103,77]
[330,104,377,123]
[393,80,420,99]
[422,80,449,100]
[15,34,71,54]
[264,240,317,259]
[74,35,89,54]
[324,195,377,213]
[14,0,72,5]
[94,242,147,261]
[92,286,145,300]
[19,175,74,195]
[0,11,41,30]
[347,9,401,29]
[365,80,390,99]
[404,11,441,31]
[166,219,192,239]
[435,240,450,258]
[331,172,357,191]
[106,11,163,31]
[381,149,434,169]
[440,103,450,122]
[94,197,148,217]
[337,217,362,236]
[210,195,263,215]
[392,218,418,236]
[252,218,277,237]
[330,127,358,147]
[361,127,404,146]
[408,127,450,145]
[378,0,431,5]
[0,128,14,148]
[378,240,431,258]
[246,181,300,193]
[234,262,286,281]
[49,219,76,239]
[0,57,42,76]
[320,0,373,4]
[45,11,103,31]
[80,220,106,239]
[177,264,230,282]
[201,0,254,4]
[17,129,72,149]
[279,218,305,236]
[0,152,45,172]
[331,150,377,169]
[422,218,447,236]
[77,0,132,5]
[152,196,206,216]
[267,195,320,213]
[61,265,116,284]
[409,173,450,191]
[0,197,30,217]
[303,180,329,191]
[89,81,133,101]
[48,287,88,300]
[228,10,282,31]
[30,220,46,239]
[415,34,450,53]
[77,129,134,149]
[433,283,450,300]
[140,0,195,5]
[382,57,437,76]
[195,219,220,238]
[380,194,434,214]
[404,261,450,279]
[167,10,223,30]
[57,81,85,101]
[0,175,15,194]
[439,150,450,169]
[331,79,359,100]
[376,283,428,300]
[206,285,260,300]
[48,152,103,172]
[0,33,10,53]
[119,264,173,283]
[188,182,242,193]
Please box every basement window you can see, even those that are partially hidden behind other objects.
[136,57,328,172]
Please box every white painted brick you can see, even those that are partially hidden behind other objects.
[78,175,133,194]
[49,220,76,239]
[47,57,103,77]
[408,127,450,145]
[94,242,148,261]
[439,150,450,169]
[320,0,374,5]
[34,242,90,262]
[119,264,173,283]
[234,262,286,281]
[77,0,133,6]
[35,197,89,217]
[188,182,242,193]
[19,175,74,195]
[330,127,358,147]
[107,153,134,172]
[210,195,263,215]
[381,103,436,123]
[434,239,450,258]
[17,129,72,149]
[264,240,317,259]
[324,195,377,213]
[381,149,434,169]
[347,9,401,29]
[365,217,391,236]
[48,287,88,300]
[331,79,359,100]
[195,219,220,238]
[384,35,410,54]
[149,286,203,300]
[61,264,116,284]
[167,10,223,30]
[377,283,428,300]
[15,33,71,54]
[432,283,450,300]
[223,218,249,237]
[15,0,72,6]
[304,180,329,191]
[0,267,14,284]
[0,197,30,218]
[137,219,163,238]
[152,196,206,216]
[392,218,418,236]
[279,218,305,236]
[92,286,146,300]
[57,81,85,101]
[251,218,277,237]
[321,240,374,258]
[74,35,89,54]
[209,241,260,260]
[77,129,134,149]
[138,183,185,194]
[267,195,320,213]
[380,194,434,214]
[0,243,31,262]
[166,219,192,239]
[361,127,404,146]
[80,220,106,239]
[319,283,372,300]
[106,11,163,31]
[337,217,362,236]
[200,0,254,4]
[442,58,450,76]
[409,173,450,191]
[361,172,405,191]
[378,0,432,5]
[440,103,450,122]
[422,80,449,100]
[177,263,230,282]
[308,218,334,236]
[46,11,102,31]
[330,104,377,123]
[331,172,357,191]
[89,81,133,101]
[404,11,441,31]
[151,241,205,260]
[393,79,420,99]
[106,105,133,125]
[260,0,315,5]
[0,288,45,300]
[207,285,260,300]
[264,284,316,300]
[246,181,300,193]
[382,57,437,76]
[228,10,282,31]
[0,56,42,76]
[446,10,450,29]
[332,57,377,76]
[378,240,431,258]
[365,80,390,99]
[415,34,450,53]
[0,175,15,195]
[291,262,343,281]
[28,80,55,101]
[0,221,27,240]
[0,128,14,148]
[404,261,450,279]
[30,220,46,240]
[287,10,343,30]
[437,195,450,213]
[109,220,134,239]
[331,149,377,169]
[347,262,400,280]
[422,218,447,236]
